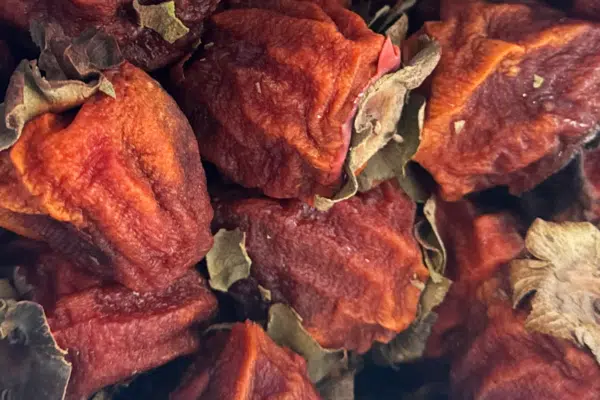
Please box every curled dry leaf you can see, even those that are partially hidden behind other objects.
[206,228,252,292]
[1,23,122,151]
[372,196,451,365]
[510,219,600,364]
[315,37,440,211]
[133,0,190,44]
[0,300,72,400]
[267,303,346,383]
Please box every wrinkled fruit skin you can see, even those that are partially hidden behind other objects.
[0,0,221,71]
[214,181,428,352]
[425,200,600,400]
[0,62,214,292]
[171,321,319,400]
[412,0,600,200]
[172,0,399,200]
[17,254,218,400]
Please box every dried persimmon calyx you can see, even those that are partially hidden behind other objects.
[510,219,600,364]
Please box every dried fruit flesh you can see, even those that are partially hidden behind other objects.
[171,321,319,400]
[0,0,221,71]
[18,255,218,400]
[0,62,214,293]
[412,0,600,200]
[214,180,429,352]
[172,0,400,200]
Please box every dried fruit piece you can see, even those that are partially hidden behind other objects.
[510,219,600,364]
[412,0,600,200]
[0,0,220,71]
[0,60,213,293]
[214,180,429,352]
[172,0,401,200]
[18,255,217,400]
[0,300,72,400]
[171,321,320,400]
[1,24,122,151]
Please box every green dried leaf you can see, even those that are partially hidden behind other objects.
[206,228,252,292]
[314,165,358,211]
[1,23,122,151]
[317,370,356,400]
[267,303,346,383]
[0,301,72,400]
[356,94,426,194]
[371,277,450,366]
[510,219,600,365]
[415,197,447,282]
[133,0,190,44]
[315,38,440,211]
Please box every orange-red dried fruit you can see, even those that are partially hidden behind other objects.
[423,200,600,399]
[0,62,213,292]
[172,0,400,200]
[18,256,218,400]
[214,180,428,352]
[411,0,600,200]
[0,0,221,71]
[171,321,319,400]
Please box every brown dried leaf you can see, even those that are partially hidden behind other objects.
[206,228,252,292]
[1,23,122,151]
[0,279,17,300]
[133,0,190,44]
[267,303,346,383]
[317,370,356,400]
[510,219,600,364]
[0,301,72,400]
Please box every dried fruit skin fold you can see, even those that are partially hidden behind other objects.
[17,254,218,400]
[172,0,400,200]
[0,62,214,293]
[171,321,320,400]
[214,181,429,352]
[0,0,221,71]
[412,0,600,200]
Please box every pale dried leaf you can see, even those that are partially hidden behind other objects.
[133,0,190,44]
[510,219,600,365]
[206,228,252,292]
[356,94,425,194]
[267,303,345,383]
[0,301,71,400]
[386,14,409,47]
[318,370,355,400]
[314,165,358,212]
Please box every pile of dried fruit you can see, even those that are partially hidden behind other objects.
[1,0,600,399]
